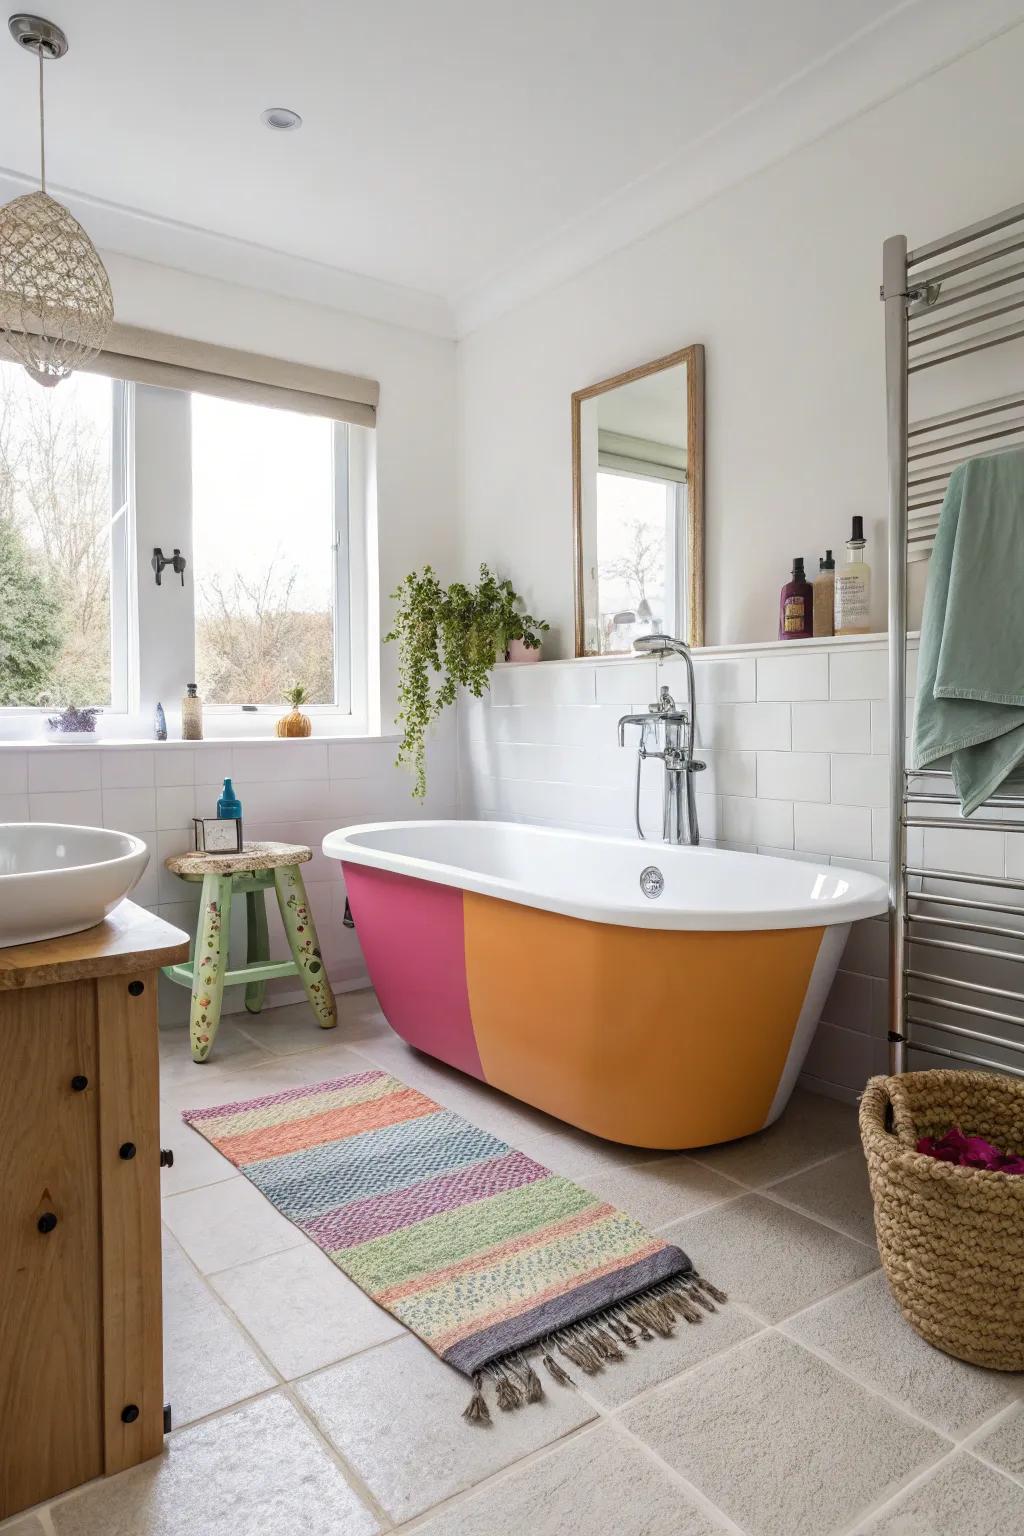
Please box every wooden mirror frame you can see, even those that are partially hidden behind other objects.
[572,344,705,656]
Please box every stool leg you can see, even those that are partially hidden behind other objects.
[190,873,233,1063]
[244,889,270,1014]
[273,865,337,1030]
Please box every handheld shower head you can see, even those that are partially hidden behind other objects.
[632,633,689,657]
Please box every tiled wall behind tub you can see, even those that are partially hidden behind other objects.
[459,634,913,1104]
[0,729,456,1026]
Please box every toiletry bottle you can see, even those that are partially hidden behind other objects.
[779,557,813,640]
[217,777,242,820]
[154,701,167,741]
[834,517,871,636]
[813,551,835,639]
[181,682,203,741]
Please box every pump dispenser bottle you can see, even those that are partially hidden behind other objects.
[834,517,871,636]
[813,550,835,638]
[779,557,813,641]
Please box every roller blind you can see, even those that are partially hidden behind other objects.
[597,429,685,483]
[2,322,379,428]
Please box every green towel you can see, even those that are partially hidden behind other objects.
[913,447,1024,816]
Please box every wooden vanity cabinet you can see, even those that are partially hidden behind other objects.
[0,903,188,1520]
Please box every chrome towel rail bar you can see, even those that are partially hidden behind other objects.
[907,199,1024,265]
[906,1038,1024,1079]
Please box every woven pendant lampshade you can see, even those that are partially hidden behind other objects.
[0,16,114,387]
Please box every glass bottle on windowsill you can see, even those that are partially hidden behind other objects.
[181,683,204,741]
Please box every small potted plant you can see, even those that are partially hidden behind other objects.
[387,564,548,796]
[46,704,101,742]
[276,684,313,738]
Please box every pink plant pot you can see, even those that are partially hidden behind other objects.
[506,639,542,664]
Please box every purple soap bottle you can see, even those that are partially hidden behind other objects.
[779,557,813,640]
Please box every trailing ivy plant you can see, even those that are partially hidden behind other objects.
[386,563,548,797]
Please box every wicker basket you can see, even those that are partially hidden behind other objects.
[860,1070,1024,1371]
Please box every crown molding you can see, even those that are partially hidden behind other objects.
[453,0,1024,336]
[0,167,457,340]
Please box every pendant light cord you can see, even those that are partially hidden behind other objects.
[38,43,46,194]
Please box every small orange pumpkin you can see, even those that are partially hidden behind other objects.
[276,684,313,738]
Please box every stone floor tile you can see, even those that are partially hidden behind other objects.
[664,1194,877,1323]
[49,1394,378,1536]
[973,1403,1024,1480]
[784,1270,1024,1437]
[162,1176,305,1275]
[159,1101,239,1196]
[296,1333,596,1522]
[688,1088,858,1186]
[855,1453,1024,1534]
[767,1146,876,1245]
[581,1298,761,1409]
[413,1424,729,1535]
[620,1331,948,1536]
[210,1243,403,1379]
[162,1231,275,1425]
[579,1156,741,1231]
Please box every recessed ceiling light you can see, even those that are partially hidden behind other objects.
[262,107,302,131]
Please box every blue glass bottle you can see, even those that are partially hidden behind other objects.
[217,777,242,819]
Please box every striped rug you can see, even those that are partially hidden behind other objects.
[181,1068,725,1423]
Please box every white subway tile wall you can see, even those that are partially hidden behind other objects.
[2,729,457,1032]
[458,636,1022,1101]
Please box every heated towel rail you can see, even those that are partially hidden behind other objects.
[883,201,1024,1079]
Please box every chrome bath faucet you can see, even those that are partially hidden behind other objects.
[618,635,705,845]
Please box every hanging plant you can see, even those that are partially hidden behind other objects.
[386,564,548,796]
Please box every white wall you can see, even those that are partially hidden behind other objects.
[104,251,458,730]
[455,25,1024,652]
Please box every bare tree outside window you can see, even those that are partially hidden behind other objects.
[0,362,113,705]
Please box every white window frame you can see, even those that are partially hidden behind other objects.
[594,465,688,641]
[0,373,368,735]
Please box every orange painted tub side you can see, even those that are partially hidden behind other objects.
[463,892,826,1149]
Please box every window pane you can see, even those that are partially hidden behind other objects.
[0,360,115,706]
[595,470,672,653]
[191,394,336,705]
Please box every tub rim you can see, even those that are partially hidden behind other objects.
[323,819,887,932]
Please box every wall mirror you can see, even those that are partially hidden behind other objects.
[572,345,704,655]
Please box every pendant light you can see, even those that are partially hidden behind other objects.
[0,15,114,387]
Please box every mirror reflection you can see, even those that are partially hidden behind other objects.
[573,346,704,655]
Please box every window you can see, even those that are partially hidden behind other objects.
[0,360,129,707]
[190,394,345,708]
[0,362,366,726]
[595,468,683,653]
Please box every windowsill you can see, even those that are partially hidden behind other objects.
[0,732,400,751]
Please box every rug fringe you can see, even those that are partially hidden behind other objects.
[461,1270,727,1426]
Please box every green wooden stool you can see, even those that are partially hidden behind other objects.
[162,840,337,1063]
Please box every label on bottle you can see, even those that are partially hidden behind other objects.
[835,572,870,631]
[783,596,806,633]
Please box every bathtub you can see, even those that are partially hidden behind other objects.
[322,821,888,1149]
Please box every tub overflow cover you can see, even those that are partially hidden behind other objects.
[640,866,664,899]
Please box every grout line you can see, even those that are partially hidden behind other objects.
[601,1413,748,1535]
[754,1183,881,1253]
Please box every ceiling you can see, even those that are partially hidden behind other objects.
[0,0,1019,335]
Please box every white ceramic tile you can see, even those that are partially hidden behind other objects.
[831,753,889,808]
[792,700,871,754]
[757,751,830,802]
[328,740,395,778]
[157,830,195,900]
[156,784,197,831]
[923,824,1006,877]
[595,659,658,705]
[840,915,888,978]
[698,702,791,752]
[757,651,829,702]
[0,750,28,793]
[801,1022,876,1094]
[297,1332,596,1522]
[27,748,102,793]
[50,1392,378,1536]
[621,1332,944,1536]
[102,787,157,835]
[210,1243,403,1378]
[794,800,873,859]
[232,741,330,782]
[721,795,793,849]
[698,749,756,797]
[0,791,30,820]
[830,647,888,700]
[820,968,878,1035]
[493,661,596,707]
[688,655,757,704]
[27,788,103,825]
[155,746,197,785]
[100,749,156,788]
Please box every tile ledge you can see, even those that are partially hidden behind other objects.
[0,733,402,752]
[500,632,920,668]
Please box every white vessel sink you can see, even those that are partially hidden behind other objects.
[0,823,149,948]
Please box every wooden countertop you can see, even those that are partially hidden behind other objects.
[0,901,189,990]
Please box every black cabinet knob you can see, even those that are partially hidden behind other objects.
[71,1074,88,1092]
[121,1404,140,1424]
[127,980,145,997]
[119,1142,137,1160]
[160,1148,174,1168]
[37,1212,57,1234]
